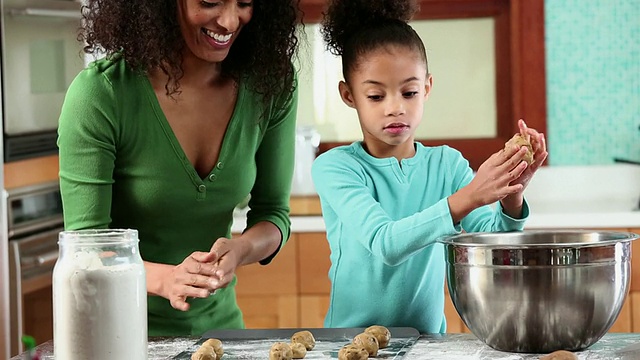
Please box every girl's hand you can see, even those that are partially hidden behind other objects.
[500,119,548,216]
[160,252,219,311]
[508,119,548,190]
[468,140,530,206]
[448,142,528,223]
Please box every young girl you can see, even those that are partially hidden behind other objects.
[312,0,547,333]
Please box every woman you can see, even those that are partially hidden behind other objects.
[58,0,300,336]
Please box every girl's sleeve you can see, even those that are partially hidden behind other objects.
[57,68,118,230]
[312,151,460,266]
[246,83,298,265]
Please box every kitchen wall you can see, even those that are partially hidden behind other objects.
[545,0,640,165]
[294,18,497,142]
[296,0,639,166]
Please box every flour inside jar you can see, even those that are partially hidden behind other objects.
[53,250,147,360]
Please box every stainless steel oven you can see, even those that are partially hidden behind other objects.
[1,0,84,162]
[6,180,63,356]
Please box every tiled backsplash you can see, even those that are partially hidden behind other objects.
[545,0,640,165]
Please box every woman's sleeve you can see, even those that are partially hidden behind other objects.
[57,68,118,230]
[246,84,298,264]
[311,152,460,267]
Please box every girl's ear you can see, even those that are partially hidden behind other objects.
[424,74,433,99]
[338,81,356,109]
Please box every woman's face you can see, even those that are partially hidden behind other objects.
[177,0,253,64]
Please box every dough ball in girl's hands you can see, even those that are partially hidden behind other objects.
[269,342,293,360]
[505,133,534,165]
[352,332,379,357]
[291,330,316,350]
[201,338,224,359]
[338,344,369,360]
[365,325,391,348]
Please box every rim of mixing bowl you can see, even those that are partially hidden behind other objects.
[437,230,639,248]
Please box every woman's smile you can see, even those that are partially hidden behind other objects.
[202,28,234,48]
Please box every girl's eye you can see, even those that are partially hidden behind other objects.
[367,95,383,101]
[238,1,253,7]
[403,91,419,98]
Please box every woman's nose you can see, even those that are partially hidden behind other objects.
[217,3,240,31]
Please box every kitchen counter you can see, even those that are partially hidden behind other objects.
[12,333,640,359]
[231,212,640,234]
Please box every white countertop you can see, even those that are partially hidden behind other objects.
[231,211,640,234]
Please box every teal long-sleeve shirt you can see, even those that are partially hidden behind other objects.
[57,55,297,336]
[311,141,528,333]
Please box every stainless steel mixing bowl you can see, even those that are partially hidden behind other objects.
[439,230,639,353]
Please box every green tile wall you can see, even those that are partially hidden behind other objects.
[545,0,640,165]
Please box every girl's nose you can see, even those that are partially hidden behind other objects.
[217,3,240,31]
[386,97,406,117]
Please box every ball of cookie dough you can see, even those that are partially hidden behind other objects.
[338,344,369,360]
[202,338,224,359]
[352,332,379,357]
[291,330,316,350]
[289,342,307,359]
[365,325,391,349]
[191,344,217,360]
[505,133,534,165]
[539,350,579,360]
[270,342,293,360]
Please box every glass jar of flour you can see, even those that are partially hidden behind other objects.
[53,229,147,360]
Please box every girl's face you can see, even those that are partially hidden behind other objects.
[339,45,431,158]
[177,0,253,64]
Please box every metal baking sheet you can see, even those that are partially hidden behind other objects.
[172,327,420,359]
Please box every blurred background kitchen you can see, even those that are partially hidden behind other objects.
[0,0,638,358]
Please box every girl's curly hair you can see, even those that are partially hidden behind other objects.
[321,0,427,82]
[79,0,300,105]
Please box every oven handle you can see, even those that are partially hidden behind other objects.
[20,251,59,272]
[36,251,59,267]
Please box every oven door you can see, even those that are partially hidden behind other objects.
[8,226,62,356]
[1,0,84,161]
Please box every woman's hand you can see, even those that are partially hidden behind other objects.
[207,237,252,291]
[149,252,220,311]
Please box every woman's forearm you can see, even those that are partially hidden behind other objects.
[236,221,283,266]
[144,261,173,296]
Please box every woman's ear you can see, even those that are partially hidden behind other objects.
[424,74,433,99]
[338,81,356,109]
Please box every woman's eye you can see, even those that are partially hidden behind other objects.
[403,91,419,98]
[200,1,220,7]
[238,1,253,7]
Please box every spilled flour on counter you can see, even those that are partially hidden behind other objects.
[174,336,415,359]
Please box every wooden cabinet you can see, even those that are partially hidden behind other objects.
[299,295,330,328]
[234,233,300,328]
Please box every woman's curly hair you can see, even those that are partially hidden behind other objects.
[79,0,300,105]
[321,0,427,81]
